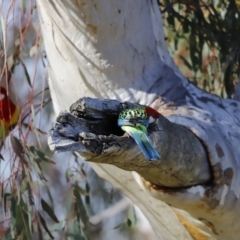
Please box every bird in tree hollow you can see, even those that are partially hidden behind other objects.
[118,106,161,161]
[0,86,19,140]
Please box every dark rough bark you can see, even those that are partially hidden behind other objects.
[49,97,211,187]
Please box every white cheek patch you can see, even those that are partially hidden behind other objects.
[0,93,5,101]
[149,116,155,123]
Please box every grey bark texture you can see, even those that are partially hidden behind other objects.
[50,97,210,187]
[37,0,240,239]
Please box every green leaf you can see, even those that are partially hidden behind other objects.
[31,104,36,125]
[41,198,59,223]
[113,222,124,229]
[37,152,55,164]
[126,205,137,229]
[73,185,89,224]
[0,153,5,161]
[16,182,20,205]
[29,145,55,164]
[10,135,25,159]
[179,55,193,70]
[66,219,89,240]
[47,222,63,233]
[38,212,54,239]
[65,169,71,182]
[14,197,31,239]
[45,185,54,207]
[22,0,26,14]
[189,34,198,72]
[33,127,47,135]
[10,196,16,218]
[4,193,11,215]
[127,218,132,227]
[74,185,88,196]
[224,64,235,98]
[183,20,189,33]
[85,195,90,205]
[85,182,90,193]
[65,191,73,217]
[71,175,85,182]
[27,198,32,235]
[33,161,47,181]
[21,179,28,194]
[19,58,32,87]
[85,184,91,206]
[37,218,43,240]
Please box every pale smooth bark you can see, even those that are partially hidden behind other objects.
[37,0,240,239]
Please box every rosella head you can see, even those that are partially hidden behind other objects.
[118,106,160,127]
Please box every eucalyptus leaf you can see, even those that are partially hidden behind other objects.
[41,198,59,223]
[38,212,54,239]
[10,135,25,159]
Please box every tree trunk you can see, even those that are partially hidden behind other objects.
[37,0,240,239]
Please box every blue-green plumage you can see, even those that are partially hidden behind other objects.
[118,107,161,161]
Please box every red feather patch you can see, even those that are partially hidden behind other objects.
[145,106,161,119]
[0,87,16,122]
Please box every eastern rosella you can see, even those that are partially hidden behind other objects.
[118,106,161,161]
[0,86,19,140]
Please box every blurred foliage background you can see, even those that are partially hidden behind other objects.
[159,0,240,98]
[0,1,153,239]
[0,0,239,239]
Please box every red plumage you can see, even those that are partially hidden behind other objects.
[145,106,161,119]
[0,87,17,122]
